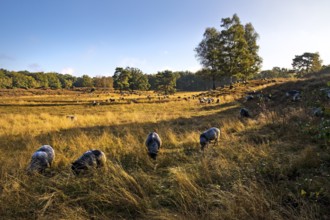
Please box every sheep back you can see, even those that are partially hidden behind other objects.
[145,132,162,159]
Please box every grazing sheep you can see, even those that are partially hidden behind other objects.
[286,90,300,97]
[71,150,107,175]
[200,127,221,151]
[287,90,300,96]
[145,132,162,160]
[66,115,77,121]
[245,95,254,101]
[292,93,301,102]
[313,107,324,117]
[27,145,55,173]
[240,108,250,117]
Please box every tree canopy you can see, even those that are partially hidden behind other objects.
[155,70,178,94]
[195,14,262,88]
[113,67,150,92]
[292,52,322,76]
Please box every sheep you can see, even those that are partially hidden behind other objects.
[286,90,300,96]
[245,95,254,101]
[200,127,221,151]
[286,90,301,100]
[66,115,77,121]
[313,107,324,117]
[27,145,55,174]
[240,108,250,117]
[145,132,162,160]
[71,150,107,175]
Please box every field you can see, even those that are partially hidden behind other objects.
[1,77,330,219]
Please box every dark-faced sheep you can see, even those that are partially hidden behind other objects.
[71,150,107,175]
[240,108,250,117]
[145,132,162,160]
[27,145,55,174]
[200,127,221,151]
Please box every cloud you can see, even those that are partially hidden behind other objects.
[28,63,43,72]
[0,54,15,61]
[61,67,75,75]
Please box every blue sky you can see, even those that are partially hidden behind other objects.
[0,0,329,76]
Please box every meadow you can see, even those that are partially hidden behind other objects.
[0,77,329,219]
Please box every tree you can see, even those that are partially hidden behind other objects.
[292,52,322,75]
[195,14,261,88]
[127,67,150,91]
[155,70,178,94]
[243,23,262,78]
[73,75,94,87]
[113,67,150,91]
[46,73,62,89]
[113,67,131,92]
[11,72,37,89]
[0,69,12,88]
[58,74,76,89]
[93,76,113,88]
[33,72,49,88]
[195,27,222,89]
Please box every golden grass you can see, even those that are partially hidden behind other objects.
[0,81,329,219]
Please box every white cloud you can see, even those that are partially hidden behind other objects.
[61,67,75,75]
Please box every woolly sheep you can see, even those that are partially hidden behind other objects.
[240,108,250,117]
[71,150,107,175]
[200,127,221,151]
[27,145,55,173]
[145,132,162,160]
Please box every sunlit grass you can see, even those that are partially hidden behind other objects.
[0,80,329,219]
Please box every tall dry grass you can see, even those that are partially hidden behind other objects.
[0,85,329,219]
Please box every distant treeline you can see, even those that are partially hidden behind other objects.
[0,68,217,91]
[1,65,329,92]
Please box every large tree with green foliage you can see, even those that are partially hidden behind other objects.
[155,70,178,94]
[113,67,150,92]
[195,14,261,88]
[127,67,150,91]
[93,76,113,88]
[0,69,13,88]
[292,52,322,76]
[113,67,131,92]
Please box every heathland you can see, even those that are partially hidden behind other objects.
[0,76,329,219]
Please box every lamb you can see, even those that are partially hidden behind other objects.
[145,132,162,160]
[71,150,107,175]
[200,127,221,151]
[27,145,55,173]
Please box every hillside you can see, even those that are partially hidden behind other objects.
[0,75,329,219]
